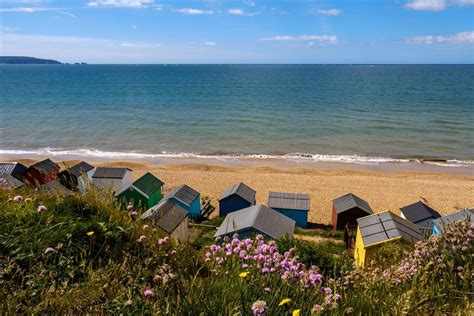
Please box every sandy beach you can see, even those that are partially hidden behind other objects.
[5,156,473,225]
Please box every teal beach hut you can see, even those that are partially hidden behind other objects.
[165,184,201,220]
[267,191,310,228]
[431,208,473,236]
[115,172,164,211]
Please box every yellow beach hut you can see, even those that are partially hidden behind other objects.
[354,210,424,267]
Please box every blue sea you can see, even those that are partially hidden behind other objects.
[0,64,473,165]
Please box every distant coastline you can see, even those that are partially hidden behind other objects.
[0,56,62,64]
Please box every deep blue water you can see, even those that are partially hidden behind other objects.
[0,64,473,163]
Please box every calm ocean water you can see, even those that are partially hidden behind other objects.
[0,64,473,165]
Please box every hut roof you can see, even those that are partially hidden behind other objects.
[357,211,424,248]
[432,208,474,233]
[0,174,24,189]
[167,184,199,207]
[215,204,295,239]
[30,159,59,175]
[219,182,256,204]
[39,180,72,195]
[0,162,27,175]
[333,193,373,215]
[268,191,310,211]
[400,201,441,225]
[68,161,94,177]
[132,172,164,197]
[92,167,131,179]
[141,200,188,234]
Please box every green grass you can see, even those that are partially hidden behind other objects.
[0,189,472,314]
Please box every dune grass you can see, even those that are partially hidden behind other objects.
[0,188,472,314]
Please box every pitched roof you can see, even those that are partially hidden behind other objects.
[92,167,131,179]
[0,162,27,176]
[39,180,71,195]
[357,211,424,248]
[167,184,199,206]
[141,200,188,234]
[68,161,94,177]
[0,174,24,189]
[30,159,59,174]
[132,172,164,197]
[333,193,373,215]
[215,204,295,239]
[432,208,474,233]
[268,191,310,211]
[400,201,441,226]
[220,182,256,204]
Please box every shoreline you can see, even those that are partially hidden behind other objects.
[2,154,473,225]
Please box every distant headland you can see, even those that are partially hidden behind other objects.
[0,56,62,64]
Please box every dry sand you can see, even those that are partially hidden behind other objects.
[8,157,473,225]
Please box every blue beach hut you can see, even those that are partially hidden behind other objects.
[431,208,473,236]
[219,182,256,217]
[165,184,201,220]
[267,191,310,228]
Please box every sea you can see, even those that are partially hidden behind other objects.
[0,64,473,167]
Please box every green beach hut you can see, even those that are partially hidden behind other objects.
[115,172,164,211]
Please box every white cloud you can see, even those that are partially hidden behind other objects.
[0,6,76,17]
[406,31,474,44]
[57,10,76,18]
[260,35,338,45]
[177,8,213,15]
[87,0,155,8]
[317,9,342,16]
[244,0,256,7]
[120,42,160,48]
[153,4,163,11]
[203,41,216,46]
[404,0,474,11]
[227,8,259,16]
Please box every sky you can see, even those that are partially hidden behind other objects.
[0,0,473,63]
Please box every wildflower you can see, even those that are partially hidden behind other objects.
[264,287,271,293]
[143,289,154,297]
[345,307,354,314]
[142,224,149,230]
[130,211,138,220]
[44,247,55,254]
[13,195,23,202]
[37,205,47,213]
[127,202,134,211]
[25,198,32,202]
[137,235,146,243]
[251,300,267,315]
[126,299,133,306]
[170,249,177,255]
[278,298,291,306]
[292,309,300,316]
[239,271,250,278]
[312,304,323,313]
[86,231,94,236]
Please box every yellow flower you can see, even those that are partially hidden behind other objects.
[278,298,291,306]
[86,231,94,236]
[239,271,249,278]
[292,309,300,316]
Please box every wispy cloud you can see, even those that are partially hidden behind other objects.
[203,41,216,46]
[244,0,256,7]
[404,0,474,11]
[317,9,342,16]
[0,6,76,17]
[260,35,338,45]
[177,8,213,15]
[120,42,160,48]
[87,0,155,8]
[227,8,259,16]
[406,31,474,44]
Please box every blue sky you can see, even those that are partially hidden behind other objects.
[1,0,473,63]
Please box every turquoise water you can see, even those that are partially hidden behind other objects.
[0,64,473,164]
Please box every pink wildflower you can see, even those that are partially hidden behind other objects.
[143,289,154,297]
[251,300,267,315]
[44,247,55,254]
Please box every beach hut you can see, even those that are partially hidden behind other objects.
[141,199,189,242]
[57,161,95,192]
[0,174,25,190]
[400,201,441,235]
[332,193,373,231]
[267,191,310,228]
[115,172,164,210]
[354,211,424,267]
[219,182,256,217]
[91,167,133,194]
[39,180,72,196]
[215,204,295,239]
[431,208,474,236]
[0,162,27,181]
[165,184,201,220]
[23,159,60,187]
